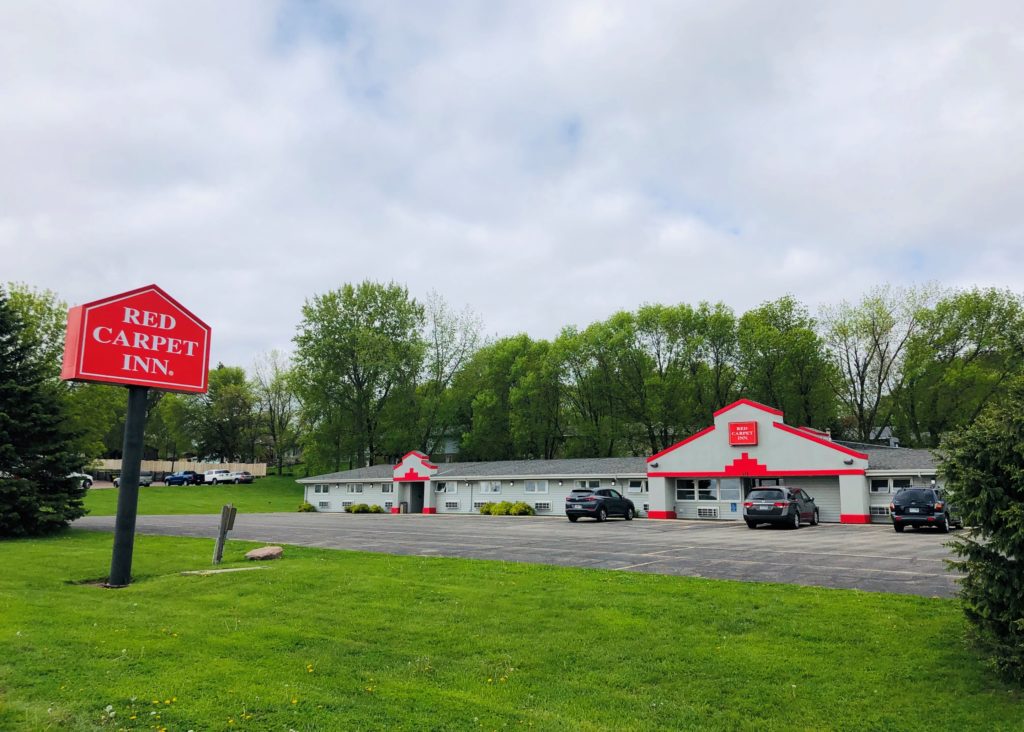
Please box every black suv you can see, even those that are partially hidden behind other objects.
[743,487,819,529]
[565,488,636,522]
[890,486,962,533]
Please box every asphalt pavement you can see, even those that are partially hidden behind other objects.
[73,512,960,598]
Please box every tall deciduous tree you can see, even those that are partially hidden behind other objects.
[738,296,836,430]
[193,365,257,461]
[0,286,85,537]
[416,291,481,455]
[894,288,1024,447]
[253,350,299,475]
[821,285,934,441]
[293,281,424,470]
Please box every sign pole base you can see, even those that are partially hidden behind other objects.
[108,385,148,588]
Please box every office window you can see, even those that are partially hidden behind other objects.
[718,478,742,501]
[577,479,601,489]
[892,478,912,490]
[870,479,890,494]
[697,479,716,501]
[676,479,696,501]
[381,483,394,493]
[346,484,364,494]
[481,481,502,494]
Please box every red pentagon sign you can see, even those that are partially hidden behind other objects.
[61,284,211,393]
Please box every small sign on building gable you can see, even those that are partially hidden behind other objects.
[729,421,758,446]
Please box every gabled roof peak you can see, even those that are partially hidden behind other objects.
[712,399,784,418]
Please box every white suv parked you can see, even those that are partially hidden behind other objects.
[204,469,233,485]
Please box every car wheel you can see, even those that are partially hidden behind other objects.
[234,478,240,484]
[597,507,607,522]
[568,515,578,522]
[746,521,757,529]
[894,523,905,532]
[791,510,801,529]
[938,516,950,533]
[810,509,819,526]
[624,507,634,521]
[83,480,92,489]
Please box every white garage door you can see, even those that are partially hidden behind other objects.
[786,476,841,523]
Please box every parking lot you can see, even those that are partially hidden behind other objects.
[74,513,960,597]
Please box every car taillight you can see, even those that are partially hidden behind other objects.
[889,503,896,512]
[742,501,753,508]
[773,501,789,508]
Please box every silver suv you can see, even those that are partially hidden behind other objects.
[113,471,153,488]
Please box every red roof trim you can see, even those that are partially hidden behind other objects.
[648,469,866,478]
[796,426,830,437]
[394,450,438,471]
[772,422,869,459]
[646,425,716,463]
[712,399,784,418]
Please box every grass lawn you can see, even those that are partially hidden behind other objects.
[1,531,1021,731]
[83,474,305,516]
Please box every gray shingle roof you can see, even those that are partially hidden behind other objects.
[836,442,937,471]
[299,456,647,483]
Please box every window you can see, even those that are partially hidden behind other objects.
[481,481,502,495]
[892,478,912,490]
[525,480,548,494]
[346,484,364,494]
[697,480,716,501]
[318,501,329,509]
[444,500,460,510]
[435,482,448,493]
[381,483,394,494]
[384,501,393,509]
[627,479,646,494]
[870,479,890,493]
[676,479,696,501]
[534,501,551,511]
[870,506,890,516]
[577,479,600,489]
[313,484,329,494]
[472,501,487,509]
[718,478,741,501]
[341,501,353,508]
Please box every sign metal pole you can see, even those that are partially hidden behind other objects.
[108,384,149,588]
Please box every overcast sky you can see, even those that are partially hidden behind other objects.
[2,2,1022,368]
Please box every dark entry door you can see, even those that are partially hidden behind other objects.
[410,483,424,513]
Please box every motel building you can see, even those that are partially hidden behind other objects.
[299,399,937,525]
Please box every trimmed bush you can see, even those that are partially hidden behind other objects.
[490,501,515,516]
[479,502,495,515]
[510,502,535,516]
[298,502,316,512]
[369,504,385,514]
[346,503,373,514]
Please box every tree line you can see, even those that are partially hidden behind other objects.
[6,280,1023,475]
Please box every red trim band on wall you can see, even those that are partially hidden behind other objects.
[649,469,866,478]
[422,507,437,514]
[647,510,677,520]
[840,514,871,524]
[713,399,784,418]
[772,422,869,459]
[647,425,716,463]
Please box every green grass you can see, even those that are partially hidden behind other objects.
[1,531,1021,731]
[83,474,305,516]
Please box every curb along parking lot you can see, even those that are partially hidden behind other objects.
[74,513,960,598]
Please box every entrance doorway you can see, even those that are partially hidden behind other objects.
[409,482,425,513]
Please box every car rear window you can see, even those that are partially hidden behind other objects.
[570,489,594,495]
[748,489,784,500]
[895,488,935,503]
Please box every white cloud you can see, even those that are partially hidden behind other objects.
[1,0,1022,367]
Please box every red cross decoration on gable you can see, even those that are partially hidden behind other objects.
[723,452,768,477]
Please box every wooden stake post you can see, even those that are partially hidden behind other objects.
[213,504,237,564]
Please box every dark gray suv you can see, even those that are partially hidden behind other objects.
[890,486,962,533]
[565,488,636,522]
[743,487,819,529]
